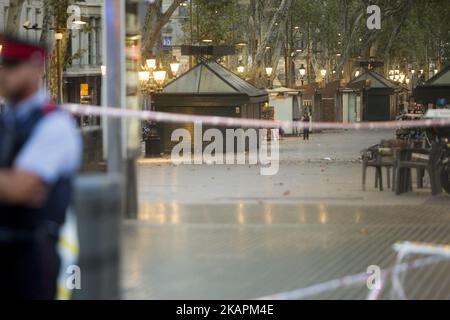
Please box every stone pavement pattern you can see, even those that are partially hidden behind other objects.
[122,129,450,300]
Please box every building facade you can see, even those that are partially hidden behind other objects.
[138,0,190,73]
[0,0,103,106]
[65,0,103,106]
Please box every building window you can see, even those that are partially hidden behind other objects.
[85,17,101,66]
[70,15,102,68]
[88,30,93,65]
[22,6,42,43]
[95,17,102,65]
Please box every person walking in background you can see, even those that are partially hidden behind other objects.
[0,34,82,300]
[302,112,311,141]
[293,116,301,137]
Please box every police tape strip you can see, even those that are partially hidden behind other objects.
[63,104,450,131]
[255,255,450,300]
[63,104,450,299]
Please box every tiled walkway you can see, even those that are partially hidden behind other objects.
[123,130,450,300]
[122,200,450,300]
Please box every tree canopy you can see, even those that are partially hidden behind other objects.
[176,0,450,86]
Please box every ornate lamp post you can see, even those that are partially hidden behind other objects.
[55,32,64,104]
[320,68,327,87]
[139,62,165,158]
[170,56,181,78]
[266,67,274,89]
[138,71,150,88]
[146,57,157,70]
[299,64,306,86]
[153,65,167,92]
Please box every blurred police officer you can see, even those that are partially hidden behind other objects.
[0,34,82,300]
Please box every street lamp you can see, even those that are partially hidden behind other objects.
[266,67,273,89]
[320,69,327,85]
[153,67,167,91]
[299,64,306,77]
[320,69,327,88]
[73,19,87,27]
[170,57,181,78]
[55,32,64,104]
[394,73,400,82]
[138,71,150,88]
[55,32,63,41]
[299,64,306,86]
[237,65,245,74]
[355,70,360,78]
[146,57,157,70]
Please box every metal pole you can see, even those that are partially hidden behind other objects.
[190,0,194,45]
[56,38,62,104]
[71,0,125,300]
[285,17,289,88]
[72,175,122,300]
[104,0,124,174]
[196,0,200,44]
[189,0,194,68]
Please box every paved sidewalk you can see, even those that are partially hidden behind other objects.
[123,129,450,300]
[122,200,450,300]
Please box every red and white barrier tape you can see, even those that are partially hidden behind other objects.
[255,255,450,300]
[63,103,450,131]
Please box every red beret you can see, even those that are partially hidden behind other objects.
[0,35,48,63]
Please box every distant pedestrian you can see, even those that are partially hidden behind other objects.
[302,112,310,141]
[293,117,301,137]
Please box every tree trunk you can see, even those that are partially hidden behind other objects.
[6,0,26,36]
[335,5,365,80]
[141,0,185,61]
[250,0,293,87]
[43,0,73,102]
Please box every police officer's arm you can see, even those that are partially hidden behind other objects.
[4,112,81,208]
[0,170,48,207]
